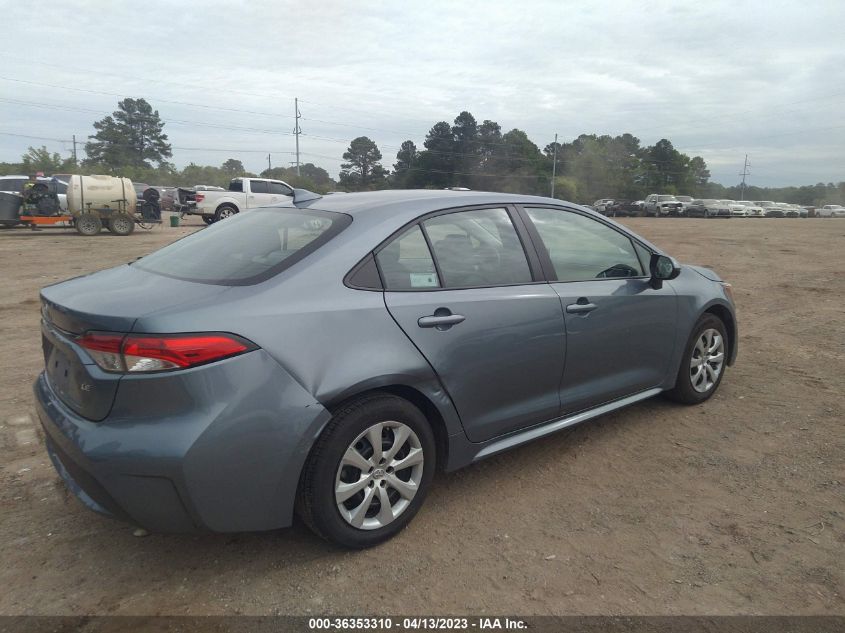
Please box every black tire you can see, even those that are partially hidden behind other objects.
[202,215,215,225]
[214,204,238,222]
[297,392,436,549]
[664,313,729,405]
[142,187,160,203]
[106,213,135,236]
[75,214,102,236]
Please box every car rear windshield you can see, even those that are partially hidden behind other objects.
[134,208,351,285]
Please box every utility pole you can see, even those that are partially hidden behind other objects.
[739,154,750,200]
[550,133,558,198]
[72,134,78,165]
[294,97,302,176]
[268,153,272,172]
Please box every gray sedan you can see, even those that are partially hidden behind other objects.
[35,190,737,548]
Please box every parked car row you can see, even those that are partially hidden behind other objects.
[592,194,840,218]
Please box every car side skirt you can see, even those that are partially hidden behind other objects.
[445,387,662,469]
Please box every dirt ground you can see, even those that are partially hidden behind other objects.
[0,215,842,616]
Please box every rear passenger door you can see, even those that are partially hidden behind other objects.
[246,180,274,208]
[520,206,677,414]
[379,206,566,443]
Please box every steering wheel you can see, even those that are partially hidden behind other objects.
[596,263,640,279]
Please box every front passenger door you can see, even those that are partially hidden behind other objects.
[522,206,677,414]
[269,181,293,205]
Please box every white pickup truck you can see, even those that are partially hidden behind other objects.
[187,177,294,223]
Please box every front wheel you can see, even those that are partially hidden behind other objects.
[665,314,728,404]
[297,393,436,548]
[202,215,215,225]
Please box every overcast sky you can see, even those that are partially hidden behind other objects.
[2,0,843,187]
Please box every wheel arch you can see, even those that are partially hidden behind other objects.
[702,302,737,366]
[215,201,239,214]
[322,383,452,472]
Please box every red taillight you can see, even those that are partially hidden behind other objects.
[78,332,123,353]
[194,193,205,202]
[78,332,125,372]
[78,332,254,373]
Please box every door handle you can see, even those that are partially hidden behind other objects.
[566,299,598,314]
[418,312,466,330]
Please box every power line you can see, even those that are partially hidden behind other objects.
[0,131,295,155]
[0,97,297,137]
[8,51,844,142]
[0,76,296,121]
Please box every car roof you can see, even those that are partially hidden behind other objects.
[298,189,586,223]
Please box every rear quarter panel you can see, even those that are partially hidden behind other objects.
[132,251,466,440]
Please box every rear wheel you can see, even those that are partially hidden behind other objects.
[75,214,102,236]
[297,393,435,548]
[215,204,238,221]
[106,213,135,236]
[665,314,728,404]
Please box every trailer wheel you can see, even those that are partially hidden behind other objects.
[107,213,135,236]
[75,214,102,236]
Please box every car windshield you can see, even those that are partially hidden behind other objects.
[657,195,676,201]
[720,200,734,204]
[134,208,351,285]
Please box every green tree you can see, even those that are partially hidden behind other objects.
[20,146,72,173]
[221,158,245,176]
[339,137,387,190]
[260,163,336,193]
[392,140,418,188]
[417,121,456,187]
[84,98,172,170]
[451,111,479,185]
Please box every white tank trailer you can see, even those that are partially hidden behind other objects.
[66,175,136,216]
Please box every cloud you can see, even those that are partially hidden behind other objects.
[1,0,843,187]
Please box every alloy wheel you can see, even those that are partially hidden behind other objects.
[690,328,725,393]
[335,421,425,530]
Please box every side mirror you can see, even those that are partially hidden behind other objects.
[649,254,680,289]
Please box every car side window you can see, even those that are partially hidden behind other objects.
[269,181,291,195]
[422,208,532,288]
[633,241,653,272]
[524,207,646,282]
[376,225,440,290]
[1,178,27,192]
[250,180,269,194]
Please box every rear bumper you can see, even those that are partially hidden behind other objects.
[34,349,331,533]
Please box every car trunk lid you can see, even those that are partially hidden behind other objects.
[39,264,230,421]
